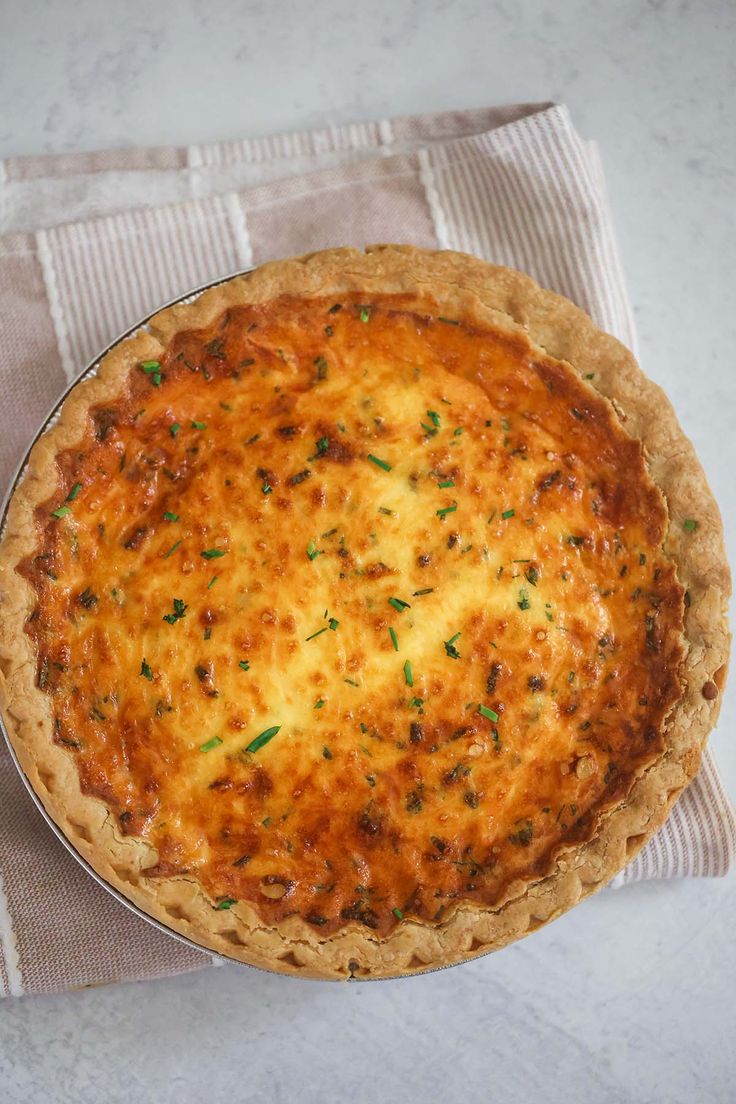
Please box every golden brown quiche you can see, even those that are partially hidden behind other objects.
[0,246,729,978]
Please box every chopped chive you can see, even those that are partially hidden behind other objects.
[478,704,499,722]
[261,482,272,495]
[306,626,328,641]
[200,736,223,753]
[427,410,441,428]
[140,360,160,372]
[163,540,181,558]
[66,482,82,502]
[453,427,463,437]
[444,633,461,660]
[215,898,237,910]
[525,566,538,587]
[140,659,153,681]
[360,306,371,323]
[163,597,187,624]
[367,454,392,472]
[585,373,595,380]
[322,745,333,759]
[201,548,227,560]
[517,588,531,611]
[238,660,250,671]
[682,518,698,533]
[421,422,438,437]
[378,506,394,516]
[51,505,71,519]
[388,597,411,613]
[170,422,180,438]
[412,587,434,596]
[392,907,404,920]
[191,420,206,430]
[403,660,414,687]
[151,373,161,386]
[163,511,179,522]
[501,418,511,432]
[501,509,515,519]
[436,503,457,518]
[568,671,575,683]
[245,725,281,754]
[389,627,399,651]
[438,316,459,325]
[438,480,455,489]
[328,617,339,631]
[207,575,218,590]
[306,540,322,561]
[204,627,212,640]
[315,698,326,710]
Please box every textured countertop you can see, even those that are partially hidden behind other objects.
[0,2,734,1102]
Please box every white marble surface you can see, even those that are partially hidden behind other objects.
[0,2,734,1102]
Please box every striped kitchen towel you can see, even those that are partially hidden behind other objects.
[0,102,733,997]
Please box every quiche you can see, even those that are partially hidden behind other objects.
[0,246,729,979]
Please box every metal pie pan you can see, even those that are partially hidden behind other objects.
[0,272,487,982]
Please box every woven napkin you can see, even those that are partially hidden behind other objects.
[0,103,733,997]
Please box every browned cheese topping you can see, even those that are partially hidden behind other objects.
[22,295,685,933]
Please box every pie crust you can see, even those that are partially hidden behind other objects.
[0,245,730,979]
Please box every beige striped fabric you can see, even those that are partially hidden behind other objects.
[0,103,733,997]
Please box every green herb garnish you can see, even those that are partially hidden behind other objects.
[163,511,179,522]
[360,306,371,323]
[367,454,392,472]
[51,505,71,519]
[444,633,461,660]
[140,659,153,681]
[315,698,326,710]
[388,597,411,613]
[682,518,698,533]
[501,508,515,519]
[238,660,250,671]
[215,898,237,910]
[163,540,182,559]
[207,575,218,589]
[245,725,281,754]
[306,540,322,561]
[404,660,414,687]
[170,422,180,438]
[438,480,454,489]
[517,588,531,610]
[436,503,457,518]
[478,704,499,722]
[389,627,399,651]
[392,907,404,920]
[191,420,206,430]
[201,548,227,560]
[66,483,82,502]
[163,597,187,624]
[200,736,223,753]
[306,627,328,641]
